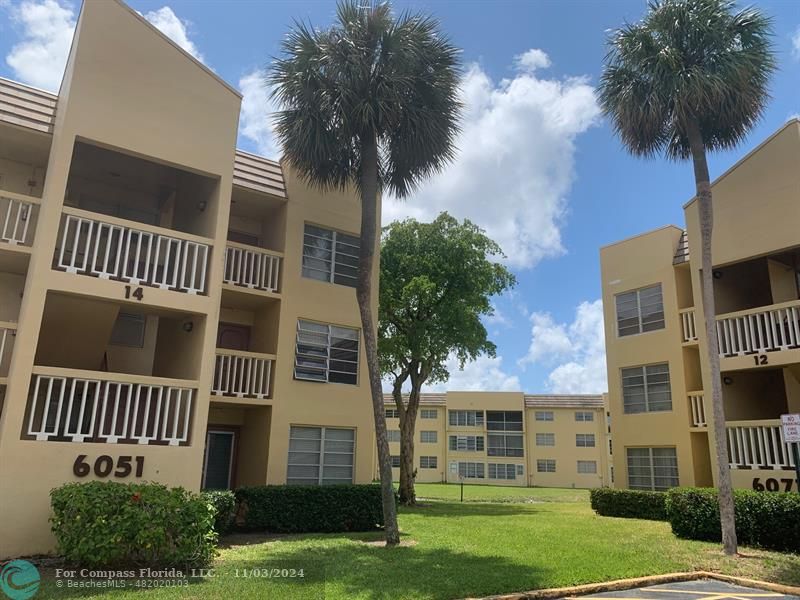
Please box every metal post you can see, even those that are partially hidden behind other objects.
[793,443,800,495]
[460,476,464,502]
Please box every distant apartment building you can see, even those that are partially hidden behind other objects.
[0,0,379,558]
[600,120,800,493]
[381,392,611,489]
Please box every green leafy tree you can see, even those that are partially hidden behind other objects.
[270,1,461,544]
[598,0,775,555]
[380,213,516,505]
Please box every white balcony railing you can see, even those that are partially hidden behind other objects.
[726,419,796,470]
[26,367,195,445]
[0,322,17,378]
[716,300,800,358]
[680,308,698,343]
[223,242,281,293]
[55,208,210,295]
[212,349,274,399]
[1,192,39,246]
[689,392,706,427]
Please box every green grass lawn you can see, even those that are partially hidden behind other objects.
[38,484,800,600]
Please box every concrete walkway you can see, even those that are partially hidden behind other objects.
[565,579,800,600]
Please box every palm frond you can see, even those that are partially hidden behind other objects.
[268,0,462,195]
[598,0,776,160]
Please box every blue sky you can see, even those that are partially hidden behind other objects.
[1,0,799,394]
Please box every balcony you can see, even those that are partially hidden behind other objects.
[679,308,698,344]
[211,349,275,400]
[1,191,39,247]
[688,392,706,428]
[726,419,796,471]
[716,300,800,365]
[24,366,196,445]
[54,207,211,295]
[0,321,16,383]
[222,242,281,295]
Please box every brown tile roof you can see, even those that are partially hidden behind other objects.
[0,77,57,134]
[524,394,604,409]
[0,76,287,199]
[382,392,605,409]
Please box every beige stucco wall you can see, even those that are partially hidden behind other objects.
[601,227,698,489]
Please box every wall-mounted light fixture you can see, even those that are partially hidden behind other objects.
[723,376,734,385]
[182,321,194,333]
[713,270,723,279]
[197,200,207,212]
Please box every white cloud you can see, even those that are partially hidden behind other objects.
[514,48,551,72]
[3,1,203,92]
[5,0,75,91]
[143,7,203,63]
[519,299,607,394]
[423,354,520,392]
[792,26,800,59]
[238,69,280,158]
[383,49,600,269]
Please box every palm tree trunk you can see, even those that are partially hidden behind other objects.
[686,119,738,556]
[398,381,421,505]
[358,131,400,546]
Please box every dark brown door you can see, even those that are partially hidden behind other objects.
[217,323,250,351]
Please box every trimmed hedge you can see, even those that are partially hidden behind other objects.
[665,487,800,553]
[51,481,217,568]
[235,484,383,533]
[202,490,236,534]
[590,488,667,521]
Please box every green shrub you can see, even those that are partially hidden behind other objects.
[665,487,800,553]
[589,488,667,521]
[235,484,383,533]
[202,490,236,534]
[51,481,217,568]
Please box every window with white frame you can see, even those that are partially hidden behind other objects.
[535,411,554,421]
[487,433,524,457]
[537,459,556,473]
[287,426,354,485]
[576,433,595,447]
[486,410,523,431]
[390,455,401,468]
[420,430,437,443]
[385,408,398,419]
[536,432,555,446]
[387,430,400,442]
[457,462,484,479]
[626,447,679,491]
[615,284,664,337]
[575,411,594,422]
[577,460,597,474]
[488,463,517,480]
[448,410,484,427]
[420,456,437,469]
[421,409,437,419]
[449,435,484,452]
[302,224,360,287]
[622,363,672,414]
[294,320,359,385]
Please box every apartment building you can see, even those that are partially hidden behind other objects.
[0,0,378,558]
[380,392,610,489]
[600,120,800,494]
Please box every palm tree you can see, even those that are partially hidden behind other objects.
[270,1,461,545]
[598,0,775,555]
